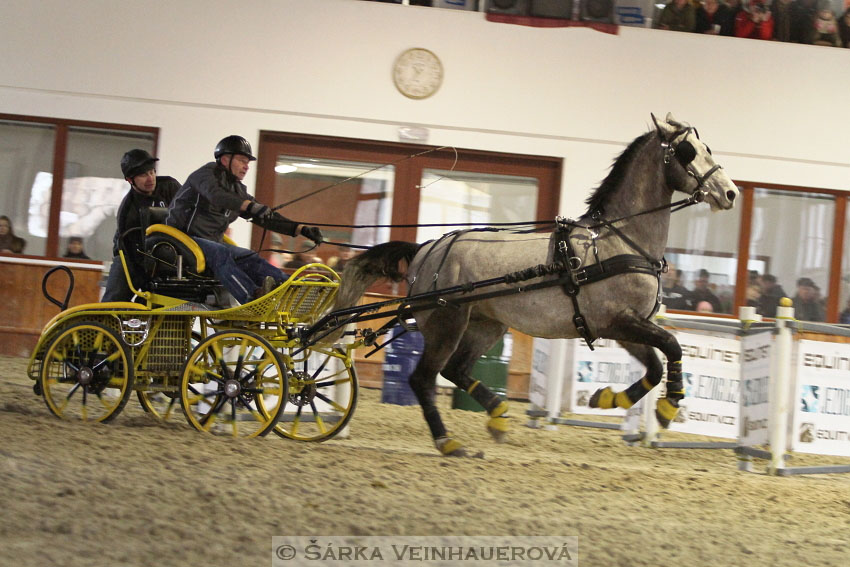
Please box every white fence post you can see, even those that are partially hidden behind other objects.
[768,299,795,475]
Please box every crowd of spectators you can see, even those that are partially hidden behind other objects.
[662,265,831,321]
[366,0,850,49]
[657,0,850,46]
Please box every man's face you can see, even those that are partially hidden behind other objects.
[0,219,9,235]
[222,154,251,180]
[798,285,815,301]
[129,169,157,195]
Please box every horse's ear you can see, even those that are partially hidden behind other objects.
[652,113,675,140]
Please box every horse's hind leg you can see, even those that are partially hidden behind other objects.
[409,308,472,456]
[589,309,685,427]
[439,317,510,443]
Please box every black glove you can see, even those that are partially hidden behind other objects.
[247,201,272,220]
[300,225,324,244]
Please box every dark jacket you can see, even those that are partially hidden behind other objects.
[166,161,300,243]
[166,162,249,242]
[113,176,181,259]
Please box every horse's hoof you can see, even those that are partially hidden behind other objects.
[655,397,680,428]
[589,387,615,409]
[487,423,508,443]
[487,401,510,443]
[435,436,466,457]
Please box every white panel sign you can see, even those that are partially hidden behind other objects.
[739,331,772,446]
[569,338,642,418]
[529,338,551,409]
[790,340,850,456]
[668,331,740,439]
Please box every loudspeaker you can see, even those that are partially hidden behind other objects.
[530,0,574,18]
[486,0,529,15]
[581,0,614,22]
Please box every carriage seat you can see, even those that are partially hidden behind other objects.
[141,207,231,303]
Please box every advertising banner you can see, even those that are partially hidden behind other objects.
[739,331,773,446]
[790,340,850,457]
[568,338,642,417]
[667,330,740,439]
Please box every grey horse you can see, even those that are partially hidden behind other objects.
[333,113,739,456]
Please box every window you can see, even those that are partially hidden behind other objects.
[0,114,157,261]
[0,120,56,256]
[664,195,743,314]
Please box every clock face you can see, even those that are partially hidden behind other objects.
[392,48,443,100]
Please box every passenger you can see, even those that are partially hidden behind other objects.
[0,215,26,254]
[102,149,181,302]
[165,135,323,304]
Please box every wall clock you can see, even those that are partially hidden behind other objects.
[392,48,443,100]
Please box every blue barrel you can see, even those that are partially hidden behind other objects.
[381,327,423,405]
[451,334,511,412]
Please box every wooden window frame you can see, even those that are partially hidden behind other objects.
[0,113,158,259]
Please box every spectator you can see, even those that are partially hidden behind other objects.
[284,253,308,270]
[756,273,787,317]
[696,0,733,34]
[811,1,841,46]
[0,215,26,254]
[696,300,715,313]
[657,0,697,32]
[746,283,762,307]
[661,266,694,310]
[735,0,775,39]
[793,277,825,321]
[690,268,723,313]
[166,135,323,304]
[721,0,745,34]
[772,0,795,41]
[63,236,90,259]
[840,6,850,47]
[840,298,850,324]
[790,0,818,43]
[102,149,181,302]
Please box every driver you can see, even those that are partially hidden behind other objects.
[165,135,323,303]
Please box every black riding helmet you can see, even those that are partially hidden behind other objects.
[121,149,159,178]
[214,135,257,161]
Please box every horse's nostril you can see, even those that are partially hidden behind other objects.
[726,190,736,201]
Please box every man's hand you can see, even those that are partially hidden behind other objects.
[247,201,272,219]
[300,225,324,244]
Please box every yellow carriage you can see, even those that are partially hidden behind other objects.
[26,221,358,441]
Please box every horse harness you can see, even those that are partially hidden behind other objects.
[406,125,725,350]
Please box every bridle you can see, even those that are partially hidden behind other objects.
[661,127,723,201]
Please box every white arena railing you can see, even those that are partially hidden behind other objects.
[526,303,850,477]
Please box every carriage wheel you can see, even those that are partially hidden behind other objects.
[137,331,201,421]
[41,322,134,423]
[179,330,288,438]
[137,390,181,421]
[272,345,358,442]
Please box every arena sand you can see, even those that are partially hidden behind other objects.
[1,354,849,567]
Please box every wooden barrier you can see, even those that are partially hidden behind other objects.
[0,256,102,357]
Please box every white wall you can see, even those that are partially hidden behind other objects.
[2,0,848,244]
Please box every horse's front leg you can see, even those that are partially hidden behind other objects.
[588,311,684,427]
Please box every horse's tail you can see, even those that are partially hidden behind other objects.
[334,241,419,311]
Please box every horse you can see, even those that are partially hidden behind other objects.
[333,113,739,456]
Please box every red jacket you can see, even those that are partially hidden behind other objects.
[734,10,775,39]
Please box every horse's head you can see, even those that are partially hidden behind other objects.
[652,113,738,211]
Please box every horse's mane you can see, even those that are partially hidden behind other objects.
[582,131,654,219]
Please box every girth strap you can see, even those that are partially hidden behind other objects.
[554,223,662,350]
